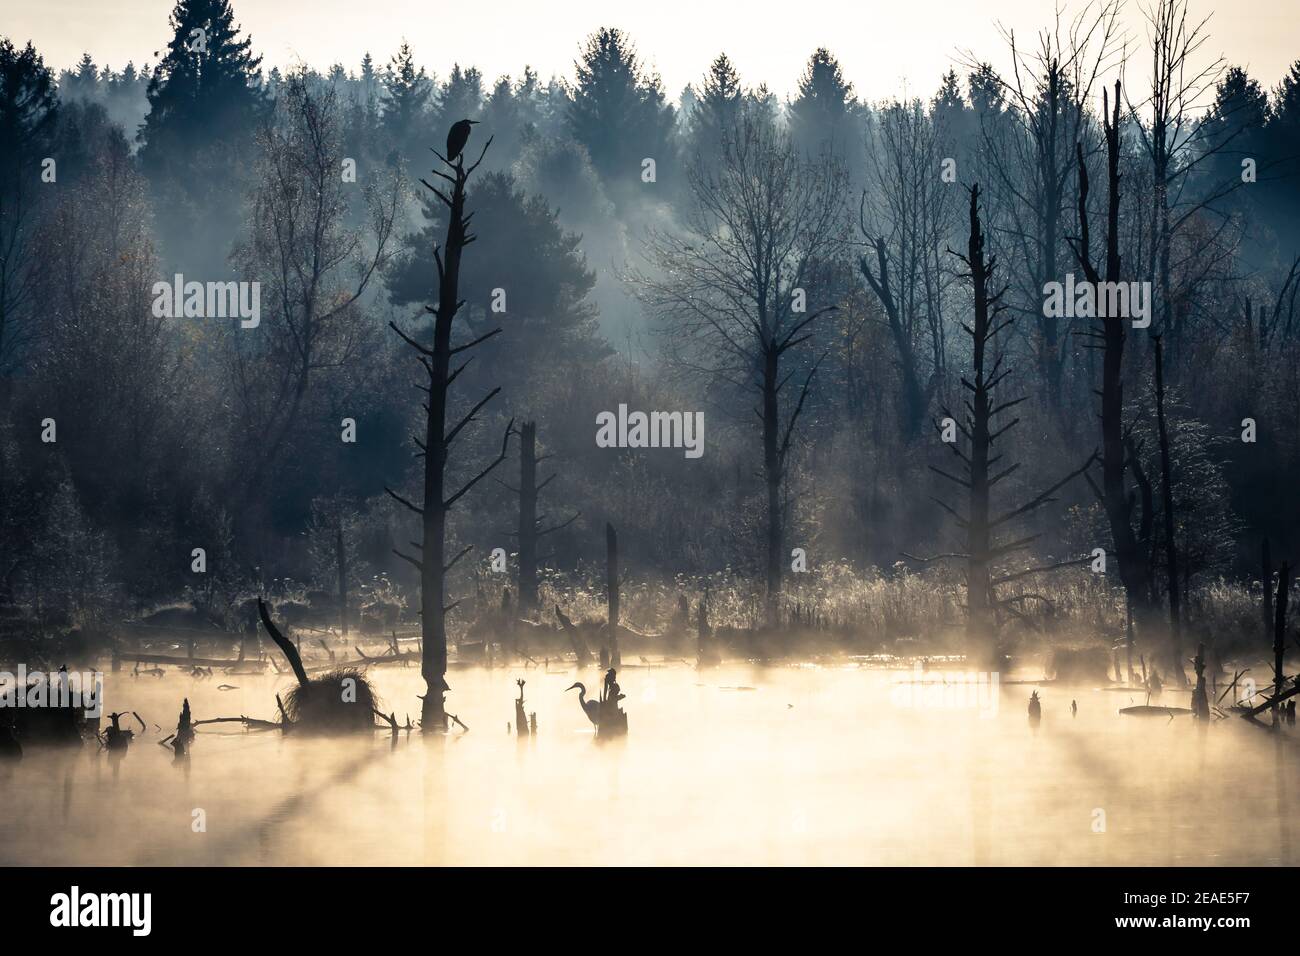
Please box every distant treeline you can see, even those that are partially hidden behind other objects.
[0,0,1297,637]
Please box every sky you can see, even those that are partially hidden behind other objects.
[6,0,1300,106]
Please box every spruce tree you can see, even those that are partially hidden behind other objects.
[688,53,742,160]
[138,0,265,271]
[380,41,432,168]
[567,27,676,193]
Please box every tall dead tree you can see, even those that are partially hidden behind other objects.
[501,421,578,615]
[1152,336,1183,674]
[1274,562,1289,724]
[1070,81,1163,674]
[336,519,349,638]
[606,522,620,666]
[387,128,513,731]
[1263,539,1274,646]
[910,185,1096,664]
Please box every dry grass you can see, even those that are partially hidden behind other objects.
[283,668,378,733]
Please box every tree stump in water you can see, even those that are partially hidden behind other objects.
[696,594,719,667]
[1190,644,1210,719]
[514,679,529,738]
[596,668,628,738]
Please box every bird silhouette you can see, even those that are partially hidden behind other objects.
[566,682,600,727]
[446,119,479,163]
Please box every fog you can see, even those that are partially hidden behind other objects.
[0,660,1293,866]
[2,0,1300,869]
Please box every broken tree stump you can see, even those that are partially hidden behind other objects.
[606,523,620,667]
[514,679,529,737]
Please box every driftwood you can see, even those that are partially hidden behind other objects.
[116,651,265,669]
[1120,705,1192,718]
[1240,679,1300,719]
[555,605,593,666]
[353,645,419,664]
[258,599,308,685]
[192,715,284,731]
[372,708,414,734]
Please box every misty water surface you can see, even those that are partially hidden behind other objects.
[1,659,1295,865]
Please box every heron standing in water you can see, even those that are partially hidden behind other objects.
[565,682,600,728]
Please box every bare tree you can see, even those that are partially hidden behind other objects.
[387,127,513,731]
[230,71,400,525]
[964,0,1124,412]
[1127,0,1238,358]
[636,111,849,625]
[1071,81,1167,675]
[909,185,1096,664]
[1152,335,1183,672]
[499,420,578,615]
[858,96,959,437]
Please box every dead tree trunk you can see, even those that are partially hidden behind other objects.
[762,344,782,628]
[1263,539,1274,648]
[518,422,539,613]
[963,190,994,653]
[556,604,593,667]
[387,130,512,732]
[258,599,308,686]
[858,235,929,438]
[1274,562,1289,724]
[1072,80,1159,646]
[507,422,577,616]
[606,522,620,667]
[514,679,529,738]
[913,186,1097,667]
[336,520,349,638]
[1153,337,1184,683]
[1191,643,1209,718]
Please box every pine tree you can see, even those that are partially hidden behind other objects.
[787,48,859,159]
[0,39,58,382]
[688,53,743,160]
[380,40,432,167]
[1200,67,1270,225]
[1265,60,1300,231]
[137,0,265,271]
[438,63,484,128]
[567,27,676,192]
[140,0,264,157]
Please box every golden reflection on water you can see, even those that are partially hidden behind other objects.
[0,662,1296,865]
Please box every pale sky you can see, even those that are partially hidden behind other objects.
[6,0,1300,105]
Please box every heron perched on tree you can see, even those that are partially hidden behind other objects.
[445,118,479,163]
[565,682,600,728]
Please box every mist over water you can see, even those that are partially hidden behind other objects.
[3,658,1294,866]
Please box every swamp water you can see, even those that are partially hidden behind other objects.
[1,659,1296,865]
